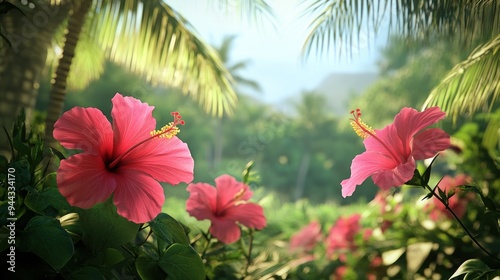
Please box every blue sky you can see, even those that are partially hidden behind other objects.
[168,0,384,105]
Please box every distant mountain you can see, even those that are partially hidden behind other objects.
[315,72,378,116]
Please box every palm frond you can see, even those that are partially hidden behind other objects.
[300,0,500,58]
[300,0,386,58]
[422,34,500,121]
[216,0,275,27]
[66,16,105,91]
[87,0,237,116]
[217,35,238,63]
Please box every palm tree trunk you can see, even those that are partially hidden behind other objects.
[213,117,224,167]
[0,1,71,159]
[294,151,311,201]
[44,1,92,151]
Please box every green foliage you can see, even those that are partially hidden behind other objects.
[0,113,205,279]
[21,216,74,271]
[149,213,189,245]
[300,0,497,58]
[450,259,500,280]
[424,35,500,120]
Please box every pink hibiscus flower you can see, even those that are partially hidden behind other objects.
[326,214,361,259]
[186,175,266,244]
[341,107,450,197]
[290,220,323,253]
[428,174,473,221]
[53,93,194,223]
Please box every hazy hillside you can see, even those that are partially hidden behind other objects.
[315,72,378,116]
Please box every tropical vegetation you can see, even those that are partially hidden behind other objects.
[1,0,499,279]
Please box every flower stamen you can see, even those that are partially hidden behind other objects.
[350,109,375,139]
[233,188,246,201]
[109,112,186,169]
[348,108,400,162]
[150,112,185,139]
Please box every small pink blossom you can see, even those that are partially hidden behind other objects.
[326,214,361,259]
[332,266,347,280]
[341,107,450,197]
[186,175,266,244]
[290,220,323,253]
[428,174,473,221]
[54,93,194,223]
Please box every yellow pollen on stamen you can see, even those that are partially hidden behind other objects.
[349,109,375,139]
[233,188,246,201]
[150,112,185,139]
[150,122,180,138]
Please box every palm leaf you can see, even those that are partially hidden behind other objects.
[300,0,500,58]
[423,34,500,121]
[216,0,275,26]
[86,0,237,117]
[66,15,106,91]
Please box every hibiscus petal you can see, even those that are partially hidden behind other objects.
[214,175,253,211]
[113,170,165,223]
[57,154,115,208]
[186,182,217,221]
[53,107,113,156]
[412,128,450,160]
[121,136,194,185]
[210,219,241,244]
[111,93,156,156]
[371,156,415,189]
[224,203,266,230]
[393,107,446,145]
[341,151,393,197]
[365,124,407,163]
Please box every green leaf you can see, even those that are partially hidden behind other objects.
[213,264,239,280]
[483,270,500,279]
[422,156,438,185]
[482,112,500,159]
[24,188,71,216]
[421,191,433,201]
[437,186,448,205]
[69,266,106,280]
[21,216,74,271]
[459,184,497,210]
[242,160,254,184]
[159,243,205,280]
[149,213,189,245]
[10,159,31,189]
[480,196,497,211]
[458,184,483,195]
[102,248,126,267]
[77,199,140,253]
[135,254,167,280]
[423,35,500,120]
[405,169,423,186]
[49,147,66,161]
[450,259,491,279]
[0,155,7,171]
[86,1,239,117]
[43,172,58,189]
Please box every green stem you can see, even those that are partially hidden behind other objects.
[424,184,500,263]
[137,227,153,247]
[200,230,212,260]
[244,228,254,276]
